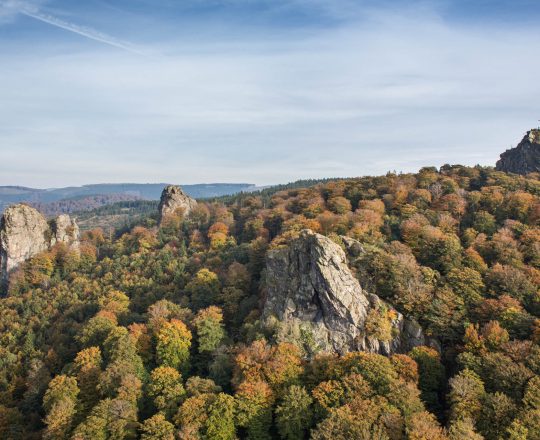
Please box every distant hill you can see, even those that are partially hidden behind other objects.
[73,178,341,232]
[0,183,256,214]
[31,193,143,216]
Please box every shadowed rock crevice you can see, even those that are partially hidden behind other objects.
[263,230,428,356]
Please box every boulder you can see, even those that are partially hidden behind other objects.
[496,129,540,174]
[158,185,197,225]
[263,230,429,355]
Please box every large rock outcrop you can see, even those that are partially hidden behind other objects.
[158,185,197,225]
[496,129,540,174]
[263,230,428,356]
[0,204,79,289]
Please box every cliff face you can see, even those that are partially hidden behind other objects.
[263,230,427,356]
[158,185,198,225]
[0,205,79,289]
[496,129,540,174]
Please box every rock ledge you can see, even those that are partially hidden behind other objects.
[496,129,540,175]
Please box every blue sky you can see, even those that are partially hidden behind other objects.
[0,0,539,187]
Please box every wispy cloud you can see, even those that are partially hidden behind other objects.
[0,0,539,186]
[20,9,145,54]
[0,0,145,54]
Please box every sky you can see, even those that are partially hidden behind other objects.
[0,0,539,187]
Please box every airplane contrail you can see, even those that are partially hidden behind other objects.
[18,5,146,55]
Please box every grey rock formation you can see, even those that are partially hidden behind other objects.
[496,129,540,174]
[263,230,428,355]
[0,204,79,289]
[51,214,80,247]
[0,205,50,288]
[158,185,197,225]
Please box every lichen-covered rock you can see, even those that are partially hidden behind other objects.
[496,129,540,174]
[158,185,197,225]
[263,230,428,355]
[0,205,80,289]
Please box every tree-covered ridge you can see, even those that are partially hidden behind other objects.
[71,178,337,232]
[1,165,539,439]
[73,200,159,233]
[31,194,144,217]
[0,183,257,215]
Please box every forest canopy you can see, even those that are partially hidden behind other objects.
[1,165,540,439]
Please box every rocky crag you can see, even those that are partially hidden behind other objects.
[0,204,79,289]
[496,129,540,174]
[158,185,197,225]
[52,214,80,246]
[263,230,428,356]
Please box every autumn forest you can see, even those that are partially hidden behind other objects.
[1,165,540,440]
